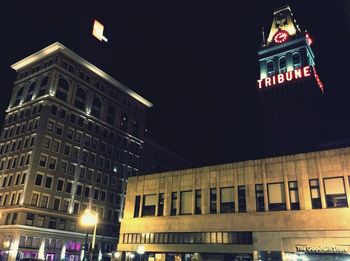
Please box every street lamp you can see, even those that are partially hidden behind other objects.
[136,246,145,261]
[80,209,98,261]
[3,239,11,261]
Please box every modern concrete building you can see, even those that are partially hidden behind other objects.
[117,147,350,261]
[0,42,153,261]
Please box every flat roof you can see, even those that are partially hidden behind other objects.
[11,42,153,108]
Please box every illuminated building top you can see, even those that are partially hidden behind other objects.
[11,42,153,108]
[266,6,301,46]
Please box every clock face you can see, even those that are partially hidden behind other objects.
[273,30,289,44]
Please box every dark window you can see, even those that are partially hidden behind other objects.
[13,87,24,107]
[255,184,265,212]
[45,176,53,189]
[56,78,69,102]
[37,76,49,97]
[91,96,102,118]
[158,193,164,216]
[25,82,36,102]
[53,198,60,210]
[292,52,301,68]
[267,60,274,76]
[171,192,177,216]
[35,174,43,186]
[279,56,287,73]
[74,88,86,110]
[238,186,246,212]
[195,189,201,214]
[106,105,116,125]
[210,188,217,214]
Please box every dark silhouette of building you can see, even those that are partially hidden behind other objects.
[257,6,324,157]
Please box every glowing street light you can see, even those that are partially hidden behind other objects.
[80,209,98,261]
[137,246,145,261]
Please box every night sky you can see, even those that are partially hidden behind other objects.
[1,1,350,167]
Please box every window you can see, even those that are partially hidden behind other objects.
[76,185,82,196]
[158,193,164,216]
[255,184,265,212]
[47,120,55,132]
[55,124,63,136]
[180,191,192,215]
[91,96,102,118]
[48,158,57,170]
[51,105,58,115]
[13,87,24,107]
[142,194,157,217]
[37,76,49,97]
[25,82,36,102]
[195,189,201,214]
[31,193,39,206]
[309,179,321,209]
[35,173,43,186]
[67,128,74,139]
[169,192,177,216]
[62,200,69,212]
[292,52,301,69]
[324,177,348,208]
[45,176,53,189]
[66,182,73,194]
[279,56,287,73]
[41,195,49,208]
[52,140,60,152]
[26,213,35,226]
[53,198,60,210]
[210,188,217,214]
[61,161,68,174]
[56,78,70,102]
[238,186,246,212]
[39,155,47,167]
[267,60,274,76]
[57,179,64,191]
[220,187,234,213]
[84,187,90,198]
[94,189,99,200]
[268,183,286,211]
[106,105,116,125]
[289,181,300,210]
[64,144,71,156]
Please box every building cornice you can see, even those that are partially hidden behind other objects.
[11,42,153,108]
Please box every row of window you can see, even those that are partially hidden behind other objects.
[0,190,22,206]
[5,103,42,126]
[46,119,140,169]
[121,231,252,245]
[0,152,32,171]
[0,172,26,188]
[50,103,143,154]
[61,58,144,116]
[34,173,120,202]
[134,176,350,217]
[2,118,39,141]
[12,211,119,237]
[266,52,301,76]
[12,75,50,107]
[0,134,35,157]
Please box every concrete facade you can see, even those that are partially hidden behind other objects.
[118,147,350,261]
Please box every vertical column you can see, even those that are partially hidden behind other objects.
[284,175,291,211]
[340,152,350,207]
[262,161,269,211]
[315,154,326,209]
[234,168,239,213]
[8,234,20,261]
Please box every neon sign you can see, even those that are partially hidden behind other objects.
[257,66,312,88]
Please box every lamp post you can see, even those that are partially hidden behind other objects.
[3,239,11,261]
[136,246,145,261]
[80,209,98,261]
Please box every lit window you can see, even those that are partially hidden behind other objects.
[267,183,286,211]
[324,177,348,208]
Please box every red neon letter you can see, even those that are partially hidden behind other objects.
[303,66,311,77]
[277,73,285,84]
[294,68,302,79]
[286,71,293,81]
[272,75,276,85]
[257,79,263,88]
[265,77,271,87]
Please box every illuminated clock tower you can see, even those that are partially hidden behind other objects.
[258,5,324,156]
